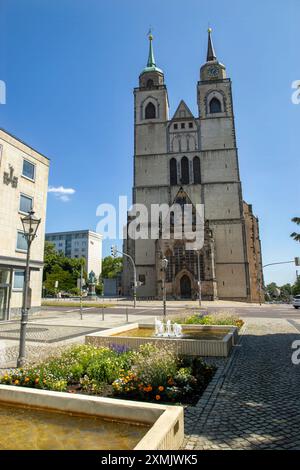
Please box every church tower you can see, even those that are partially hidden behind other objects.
[122,30,262,302]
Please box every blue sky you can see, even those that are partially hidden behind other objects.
[0,0,299,285]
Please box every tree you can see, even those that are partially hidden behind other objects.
[101,256,123,279]
[265,282,280,299]
[290,217,300,242]
[43,241,86,293]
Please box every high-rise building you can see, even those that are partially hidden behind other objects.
[45,230,102,280]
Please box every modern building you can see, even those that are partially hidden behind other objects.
[122,31,263,301]
[45,230,102,280]
[0,128,50,320]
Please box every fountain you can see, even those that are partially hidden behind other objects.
[154,318,182,338]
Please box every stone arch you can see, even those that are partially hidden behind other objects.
[181,156,190,184]
[174,269,195,299]
[205,90,226,115]
[140,95,159,120]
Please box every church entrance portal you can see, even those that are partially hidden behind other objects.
[180,275,192,298]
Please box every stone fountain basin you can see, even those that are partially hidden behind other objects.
[0,385,184,450]
[85,323,238,357]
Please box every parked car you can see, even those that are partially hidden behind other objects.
[293,294,300,309]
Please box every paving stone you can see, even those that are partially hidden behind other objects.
[184,318,300,450]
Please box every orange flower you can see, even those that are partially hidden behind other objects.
[24,377,30,383]
[167,378,174,386]
[35,378,39,384]
[14,380,19,385]
[147,385,152,392]
[158,386,164,392]
[156,395,161,401]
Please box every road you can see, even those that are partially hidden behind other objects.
[39,303,300,320]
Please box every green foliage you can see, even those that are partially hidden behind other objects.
[95,283,103,296]
[265,280,300,300]
[182,312,244,328]
[101,256,123,279]
[43,241,86,294]
[290,217,300,243]
[0,344,215,405]
[130,344,178,389]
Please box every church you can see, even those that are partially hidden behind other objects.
[122,30,263,302]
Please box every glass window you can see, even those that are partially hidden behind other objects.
[174,123,178,130]
[209,97,222,113]
[193,156,201,184]
[13,271,25,290]
[16,231,28,251]
[181,123,185,129]
[22,159,35,180]
[170,158,177,186]
[189,122,193,128]
[19,194,33,213]
[145,102,156,119]
[181,157,189,184]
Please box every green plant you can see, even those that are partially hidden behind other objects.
[182,311,244,328]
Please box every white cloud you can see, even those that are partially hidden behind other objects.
[48,186,76,202]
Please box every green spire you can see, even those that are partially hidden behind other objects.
[141,31,163,74]
[147,32,156,67]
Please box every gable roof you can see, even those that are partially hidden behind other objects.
[172,100,194,120]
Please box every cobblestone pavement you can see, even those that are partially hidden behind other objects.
[0,322,104,343]
[184,318,300,450]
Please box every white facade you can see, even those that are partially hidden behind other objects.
[0,128,50,320]
[45,230,102,280]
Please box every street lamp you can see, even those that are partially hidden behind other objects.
[197,251,202,307]
[111,246,137,308]
[17,210,41,368]
[160,256,168,318]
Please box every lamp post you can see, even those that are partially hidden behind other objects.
[17,210,41,368]
[197,251,202,307]
[111,246,137,308]
[160,256,168,318]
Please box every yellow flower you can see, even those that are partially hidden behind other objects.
[14,380,19,385]
[24,377,30,383]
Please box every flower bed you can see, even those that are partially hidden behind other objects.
[182,311,244,329]
[0,344,215,405]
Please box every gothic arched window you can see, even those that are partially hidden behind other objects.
[170,158,177,186]
[209,97,222,114]
[181,156,189,184]
[145,102,156,119]
[146,79,154,89]
[193,156,201,184]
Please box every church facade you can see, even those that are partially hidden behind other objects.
[122,30,263,302]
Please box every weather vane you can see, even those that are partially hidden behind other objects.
[147,26,154,40]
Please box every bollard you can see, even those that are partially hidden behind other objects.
[102,307,104,321]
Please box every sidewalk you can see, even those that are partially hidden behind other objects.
[184,317,300,450]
